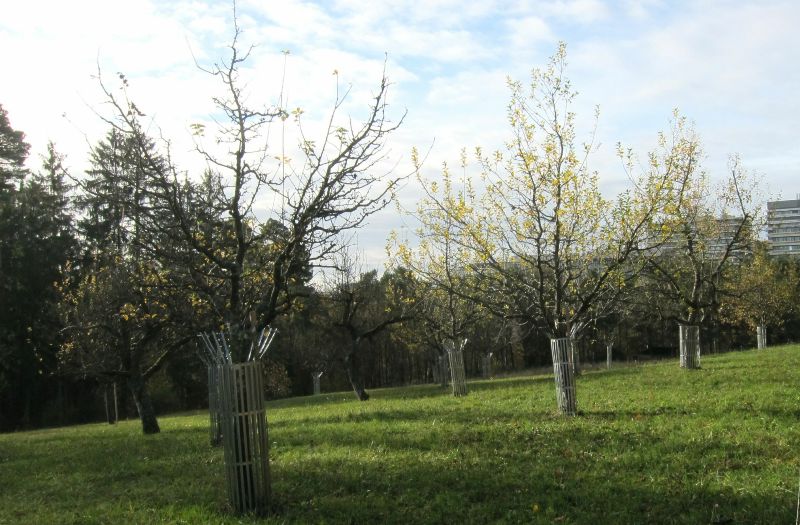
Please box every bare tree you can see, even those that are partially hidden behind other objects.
[96,20,405,356]
[321,251,416,400]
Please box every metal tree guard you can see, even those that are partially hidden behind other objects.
[196,333,230,446]
[445,339,468,397]
[570,338,581,376]
[757,325,767,349]
[481,352,494,379]
[312,371,324,395]
[197,327,277,515]
[679,325,700,369]
[551,337,577,416]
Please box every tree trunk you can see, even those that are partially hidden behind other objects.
[510,321,525,369]
[343,350,369,401]
[445,340,468,397]
[757,325,767,349]
[104,384,115,424]
[679,325,700,369]
[114,378,128,420]
[128,375,160,434]
[218,361,270,515]
[551,338,577,416]
[113,382,119,423]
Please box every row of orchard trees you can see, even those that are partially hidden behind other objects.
[2,36,799,515]
[391,44,797,413]
[0,21,405,434]
[2,35,798,433]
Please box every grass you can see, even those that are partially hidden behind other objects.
[2,346,800,524]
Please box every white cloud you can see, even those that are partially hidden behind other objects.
[564,1,800,192]
[2,0,799,262]
[505,16,556,52]
[545,0,610,23]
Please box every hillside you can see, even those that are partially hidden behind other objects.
[2,346,799,524]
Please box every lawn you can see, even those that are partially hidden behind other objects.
[2,345,799,524]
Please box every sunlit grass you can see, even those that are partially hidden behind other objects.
[2,345,799,523]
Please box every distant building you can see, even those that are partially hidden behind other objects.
[649,216,749,260]
[706,216,750,260]
[767,198,800,257]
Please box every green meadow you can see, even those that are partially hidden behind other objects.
[2,346,799,524]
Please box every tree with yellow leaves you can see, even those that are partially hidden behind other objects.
[640,151,760,358]
[402,44,688,413]
[390,152,492,384]
[719,241,798,348]
[410,45,680,337]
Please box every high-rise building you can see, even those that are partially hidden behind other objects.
[767,198,800,257]
[648,216,749,260]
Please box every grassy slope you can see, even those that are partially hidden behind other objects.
[1,346,799,524]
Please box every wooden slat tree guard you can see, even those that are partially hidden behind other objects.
[219,360,270,514]
[208,366,222,445]
[551,337,577,416]
[757,325,767,349]
[445,339,468,397]
[570,338,581,376]
[679,325,700,369]
[197,328,277,515]
[312,371,323,395]
[197,333,228,446]
[482,352,494,379]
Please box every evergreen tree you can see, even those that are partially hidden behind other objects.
[0,107,76,430]
[63,128,193,434]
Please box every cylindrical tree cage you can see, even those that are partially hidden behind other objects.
[481,352,494,379]
[198,327,277,516]
[606,343,613,370]
[219,360,270,515]
[312,371,323,395]
[551,337,577,416]
[208,365,222,445]
[757,325,767,349]
[446,339,468,397]
[197,335,225,446]
[679,324,700,369]
[569,338,581,376]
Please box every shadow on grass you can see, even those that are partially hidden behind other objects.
[36,407,776,524]
[266,420,796,524]
[9,409,793,524]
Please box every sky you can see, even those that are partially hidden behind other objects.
[2,0,799,268]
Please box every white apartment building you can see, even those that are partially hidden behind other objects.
[767,198,800,257]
